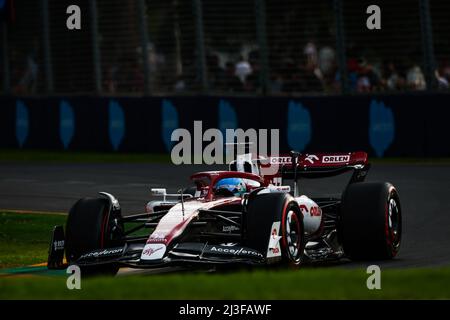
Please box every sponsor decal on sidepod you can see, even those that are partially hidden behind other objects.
[222,225,240,232]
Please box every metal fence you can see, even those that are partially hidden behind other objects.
[0,0,449,96]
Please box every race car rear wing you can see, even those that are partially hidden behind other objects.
[230,151,370,190]
[262,151,369,188]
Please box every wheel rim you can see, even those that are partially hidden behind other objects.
[285,210,301,259]
[387,197,401,249]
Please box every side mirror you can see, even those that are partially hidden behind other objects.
[151,188,167,195]
[151,188,167,201]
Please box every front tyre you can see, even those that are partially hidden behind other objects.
[245,193,305,266]
[340,182,402,260]
[281,201,305,266]
[65,197,124,276]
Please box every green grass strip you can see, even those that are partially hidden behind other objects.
[0,212,66,268]
[0,267,449,299]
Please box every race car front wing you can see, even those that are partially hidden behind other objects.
[48,228,267,270]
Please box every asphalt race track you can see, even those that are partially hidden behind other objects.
[1,162,449,269]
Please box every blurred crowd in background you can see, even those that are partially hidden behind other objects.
[1,0,449,96]
[197,41,450,94]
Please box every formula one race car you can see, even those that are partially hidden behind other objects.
[48,151,402,275]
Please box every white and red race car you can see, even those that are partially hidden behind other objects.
[48,151,402,275]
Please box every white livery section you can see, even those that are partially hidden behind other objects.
[295,195,322,235]
[259,187,323,236]
[266,221,282,258]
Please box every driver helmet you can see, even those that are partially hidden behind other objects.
[214,178,247,197]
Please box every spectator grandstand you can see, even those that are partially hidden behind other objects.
[0,0,448,96]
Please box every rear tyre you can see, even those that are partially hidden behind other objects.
[245,192,305,266]
[65,197,124,276]
[340,182,402,260]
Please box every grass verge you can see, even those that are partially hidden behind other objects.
[0,212,66,268]
[0,212,149,268]
[0,267,449,299]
